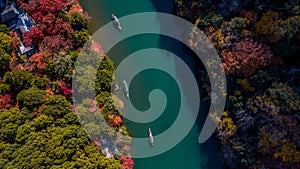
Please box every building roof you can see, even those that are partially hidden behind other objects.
[18,43,33,54]
[1,4,19,22]
[16,14,34,33]
[18,25,28,34]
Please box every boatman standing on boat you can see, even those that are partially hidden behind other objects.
[111,13,122,30]
[149,128,154,146]
[123,80,129,98]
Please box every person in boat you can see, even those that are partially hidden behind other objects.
[122,80,129,98]
[149,128,154,146]
[114,82,120,92]
[111,13,122,30]
[111,14,119,22]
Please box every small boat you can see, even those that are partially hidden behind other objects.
[114,83,120,92]
[111,14,122,31]
[122,80,129,98]
[149,128,154,146]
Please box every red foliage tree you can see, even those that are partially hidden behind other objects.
[221,38,282,76]
[113,115,122,126]
[19,0,74,53]
[26,52,47,71]
[18,0,73,22]
[41,13,56,35]
[39,35,72,53]
[0,94,13,111]
[91,41,104,56]
[23,27,44,47]
[120,156,134,169]
[59,80,72,96]
[53,18,73,36]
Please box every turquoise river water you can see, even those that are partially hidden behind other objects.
[79,0,224,169]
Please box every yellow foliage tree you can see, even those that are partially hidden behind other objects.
[217,112,237,142]
[274,143,300,163]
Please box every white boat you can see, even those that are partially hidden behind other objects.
[111,14,122,31]
[122,80,129,98]
[149,128,154,146]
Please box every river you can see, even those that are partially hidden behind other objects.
[79,0,224,169]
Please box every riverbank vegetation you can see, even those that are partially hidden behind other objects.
[174,0,300,168]
[0,0,133,168]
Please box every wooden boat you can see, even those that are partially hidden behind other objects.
[111,14,122,31]
[149,128,154,146]
[122,80,129,98]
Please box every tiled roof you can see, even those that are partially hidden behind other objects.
[1,5,19,22]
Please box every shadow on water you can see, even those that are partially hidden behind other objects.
[149,0,224,168]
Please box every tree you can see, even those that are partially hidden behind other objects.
[41,95,72,119]
[58,80,72,96]
[0,108,31,143]
[15,123,35,143]
[0,84,10,95]
[54,53,73,81]
[16,88,46,111]
[30,77,49,90]
[23,27,44,47]
[27,52,48,71]
[0,24,10,33]
[2,70,33,92]
[217,111,237,141]
[0,32,11,53]
[39,35,73,54]
[18,0,73,22]
[0,94,12,111]
[68,10,88,31]
[221,38,282,76]
[255,11,300,43]
[95,55,115,94]
[274,143,300,163]
[112,115,122,127]
[120,156,134,169]
[0,48,11,74]
[95,70,114,94]
[72,29,90,49]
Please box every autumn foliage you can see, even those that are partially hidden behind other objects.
[221,38,282,76]
[0,94,12,111]
[120,156,134,169]
[58,80,72,96]
[17,0,73,22]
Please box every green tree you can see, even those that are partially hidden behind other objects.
[33,114,54,130]
[0,108,30,143]
[68,10,88,31]
[3,70,33,92]
[95,55,115,94]
[30,77,49,90]
[0,84,10,95]
[0,32,11,52]
[45,53,73,81]
[72,29,90,49]
[16,88,46,111]
[0,24,10,33]
[41,95,72,119]
[0,48,11,74]
[15,123,35,143]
